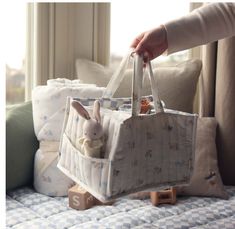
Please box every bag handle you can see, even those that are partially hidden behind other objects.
[131,54,164,116]
[102,51,164,115]
[146,60,164,114]
[131,53,143,116]
[102,49,132,98]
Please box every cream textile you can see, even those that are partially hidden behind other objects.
[164,3,235,54]
[32,78,105,196]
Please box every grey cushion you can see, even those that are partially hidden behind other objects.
[177,117,228,199]
[6,101,39,191]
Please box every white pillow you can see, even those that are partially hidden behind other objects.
[76,59,113,87]
[76,59,202,113]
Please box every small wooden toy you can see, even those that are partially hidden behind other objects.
[150,187,177,206]
[68,184,95,210]
[140,98,151,114]
[68,184,114,210]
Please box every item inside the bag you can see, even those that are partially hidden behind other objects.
[71,100,104,158]
[140,98,152,114]
[118,97,154,114]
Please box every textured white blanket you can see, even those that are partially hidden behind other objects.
[32,78,105,141]
[32,78,105,196]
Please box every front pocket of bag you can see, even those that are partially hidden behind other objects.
[59,133,110,197]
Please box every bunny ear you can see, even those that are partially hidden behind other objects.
[93,100,101,123]
[71,100,91,120]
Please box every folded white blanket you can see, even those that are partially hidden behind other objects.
[32,78,105,196]
[32,78,105,141]
[34,141,73,196]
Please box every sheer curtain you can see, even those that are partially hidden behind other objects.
[26,3,54,100]
[25,3,110,100]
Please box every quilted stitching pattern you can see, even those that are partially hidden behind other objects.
[84,205,121,221]
[192,215,235,229]
[69,221,103,229]
[47,210,91,228]
[59,95,197,201]
[6,207,39,227]
[30,200,69,218]
[99,212,145,228]
[6,186,235,229]
[11,218,57,229]
[6,197,23,211]
[11,192,51,208]
[114,199,148,212]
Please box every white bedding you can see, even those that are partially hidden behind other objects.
[32,79,105,196]
[6,186,235,228]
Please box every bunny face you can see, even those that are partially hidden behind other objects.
[71,100,103,141]
[83,119,103,140]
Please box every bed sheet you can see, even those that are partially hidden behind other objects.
[6,186,235,229]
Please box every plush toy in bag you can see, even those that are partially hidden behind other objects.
[71,100,104,158]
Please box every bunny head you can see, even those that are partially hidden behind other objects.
[71,100,103,140]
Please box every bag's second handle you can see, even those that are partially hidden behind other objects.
[103,51,164,115]
[146,60,164,114]
[102,50,132,98]
[131,53,143,116]
[131,54,164,116]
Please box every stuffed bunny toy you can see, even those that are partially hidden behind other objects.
[71,100,103,158]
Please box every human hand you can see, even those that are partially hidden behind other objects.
[130,25,168,62]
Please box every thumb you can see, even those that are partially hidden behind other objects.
[135,38,146,55]
[136,42,152,62]
[130,32,145,48]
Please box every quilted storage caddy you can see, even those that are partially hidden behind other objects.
[57,54,198,202]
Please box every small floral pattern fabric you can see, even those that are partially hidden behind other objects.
[58,96,198,201]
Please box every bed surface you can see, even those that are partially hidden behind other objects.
[6,186,235,229]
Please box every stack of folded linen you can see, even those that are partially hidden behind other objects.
[32,78,105,196]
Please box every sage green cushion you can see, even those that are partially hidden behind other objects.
[6,101,39,191]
